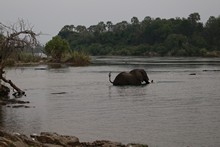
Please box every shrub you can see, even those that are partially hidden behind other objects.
[44,36,70,62]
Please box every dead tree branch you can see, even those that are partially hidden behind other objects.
[0,19,39,98]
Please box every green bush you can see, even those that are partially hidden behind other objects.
[44,36,70,62]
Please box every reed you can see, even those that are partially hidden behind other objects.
[18,52,42,63]
[64,51,91,66]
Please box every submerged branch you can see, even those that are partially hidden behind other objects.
[1,76,26,98]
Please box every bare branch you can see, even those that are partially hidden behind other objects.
[0,19,39,98]
[0,19,39,64]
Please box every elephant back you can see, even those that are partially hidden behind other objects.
[113,72,132,85]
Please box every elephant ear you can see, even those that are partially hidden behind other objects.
[137,70,144,82]
[140,69,149,81]
[130,69,143,82]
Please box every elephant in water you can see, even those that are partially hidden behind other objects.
[109,69,151,86]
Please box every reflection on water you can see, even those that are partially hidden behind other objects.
[1,57,220,147]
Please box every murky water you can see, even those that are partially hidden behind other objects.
[1,57,220,147]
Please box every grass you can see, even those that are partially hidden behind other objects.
[64,51,91,66]
[18,52,42,63]
[3,51,91,67]
[4,52,43,66]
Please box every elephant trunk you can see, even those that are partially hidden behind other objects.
[145,80,150,84]
[145,79,153,84]
[143,76,151,84]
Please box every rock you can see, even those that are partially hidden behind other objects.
[51,92,67,95]
[0,130,41,147]
[34,132,80,146]
[90,140,125,147]
[10,105,33,108]
[0,130,148,147]
[34,67,47,70]
[42,144,63,147]
[0,98,31,108]
[6,99,30,104]
[14,134,41,146]
[0,98,29,105]
[0,85,10,98]
[127,143,148,147]
[0,138,16,147]
[0,100,7,105]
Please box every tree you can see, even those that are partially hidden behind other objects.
[188,12,201,23]
[57,13,220,56]
[131,16,139,25]
[60,25,75,32]
[113,21,129,32]
[97,21,106,33]
[75,25,87,33]
[205,16,220,50]
[44,36,70,62]
[164,34,188,55]
[106,21,113,31]
[0,20,38,98]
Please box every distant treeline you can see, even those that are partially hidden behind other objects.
[58,13,220,57]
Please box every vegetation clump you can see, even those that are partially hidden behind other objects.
[4,52,43,67]
[44,36,70,62]
[64,51,91,66]
[44,36,91,66]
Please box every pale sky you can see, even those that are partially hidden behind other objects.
[1,0,220,44]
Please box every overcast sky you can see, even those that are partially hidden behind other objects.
[1,0,220,44]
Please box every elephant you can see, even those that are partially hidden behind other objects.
[109,69,150,86]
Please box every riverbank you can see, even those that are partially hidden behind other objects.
[0,130,148,147]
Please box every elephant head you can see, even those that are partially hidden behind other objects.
[109,69,150,86]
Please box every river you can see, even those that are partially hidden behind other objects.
[1,56,220,147]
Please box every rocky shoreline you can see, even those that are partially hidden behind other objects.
[0,98,148,147]
[0,130,148,147]
[0,97,148,146]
